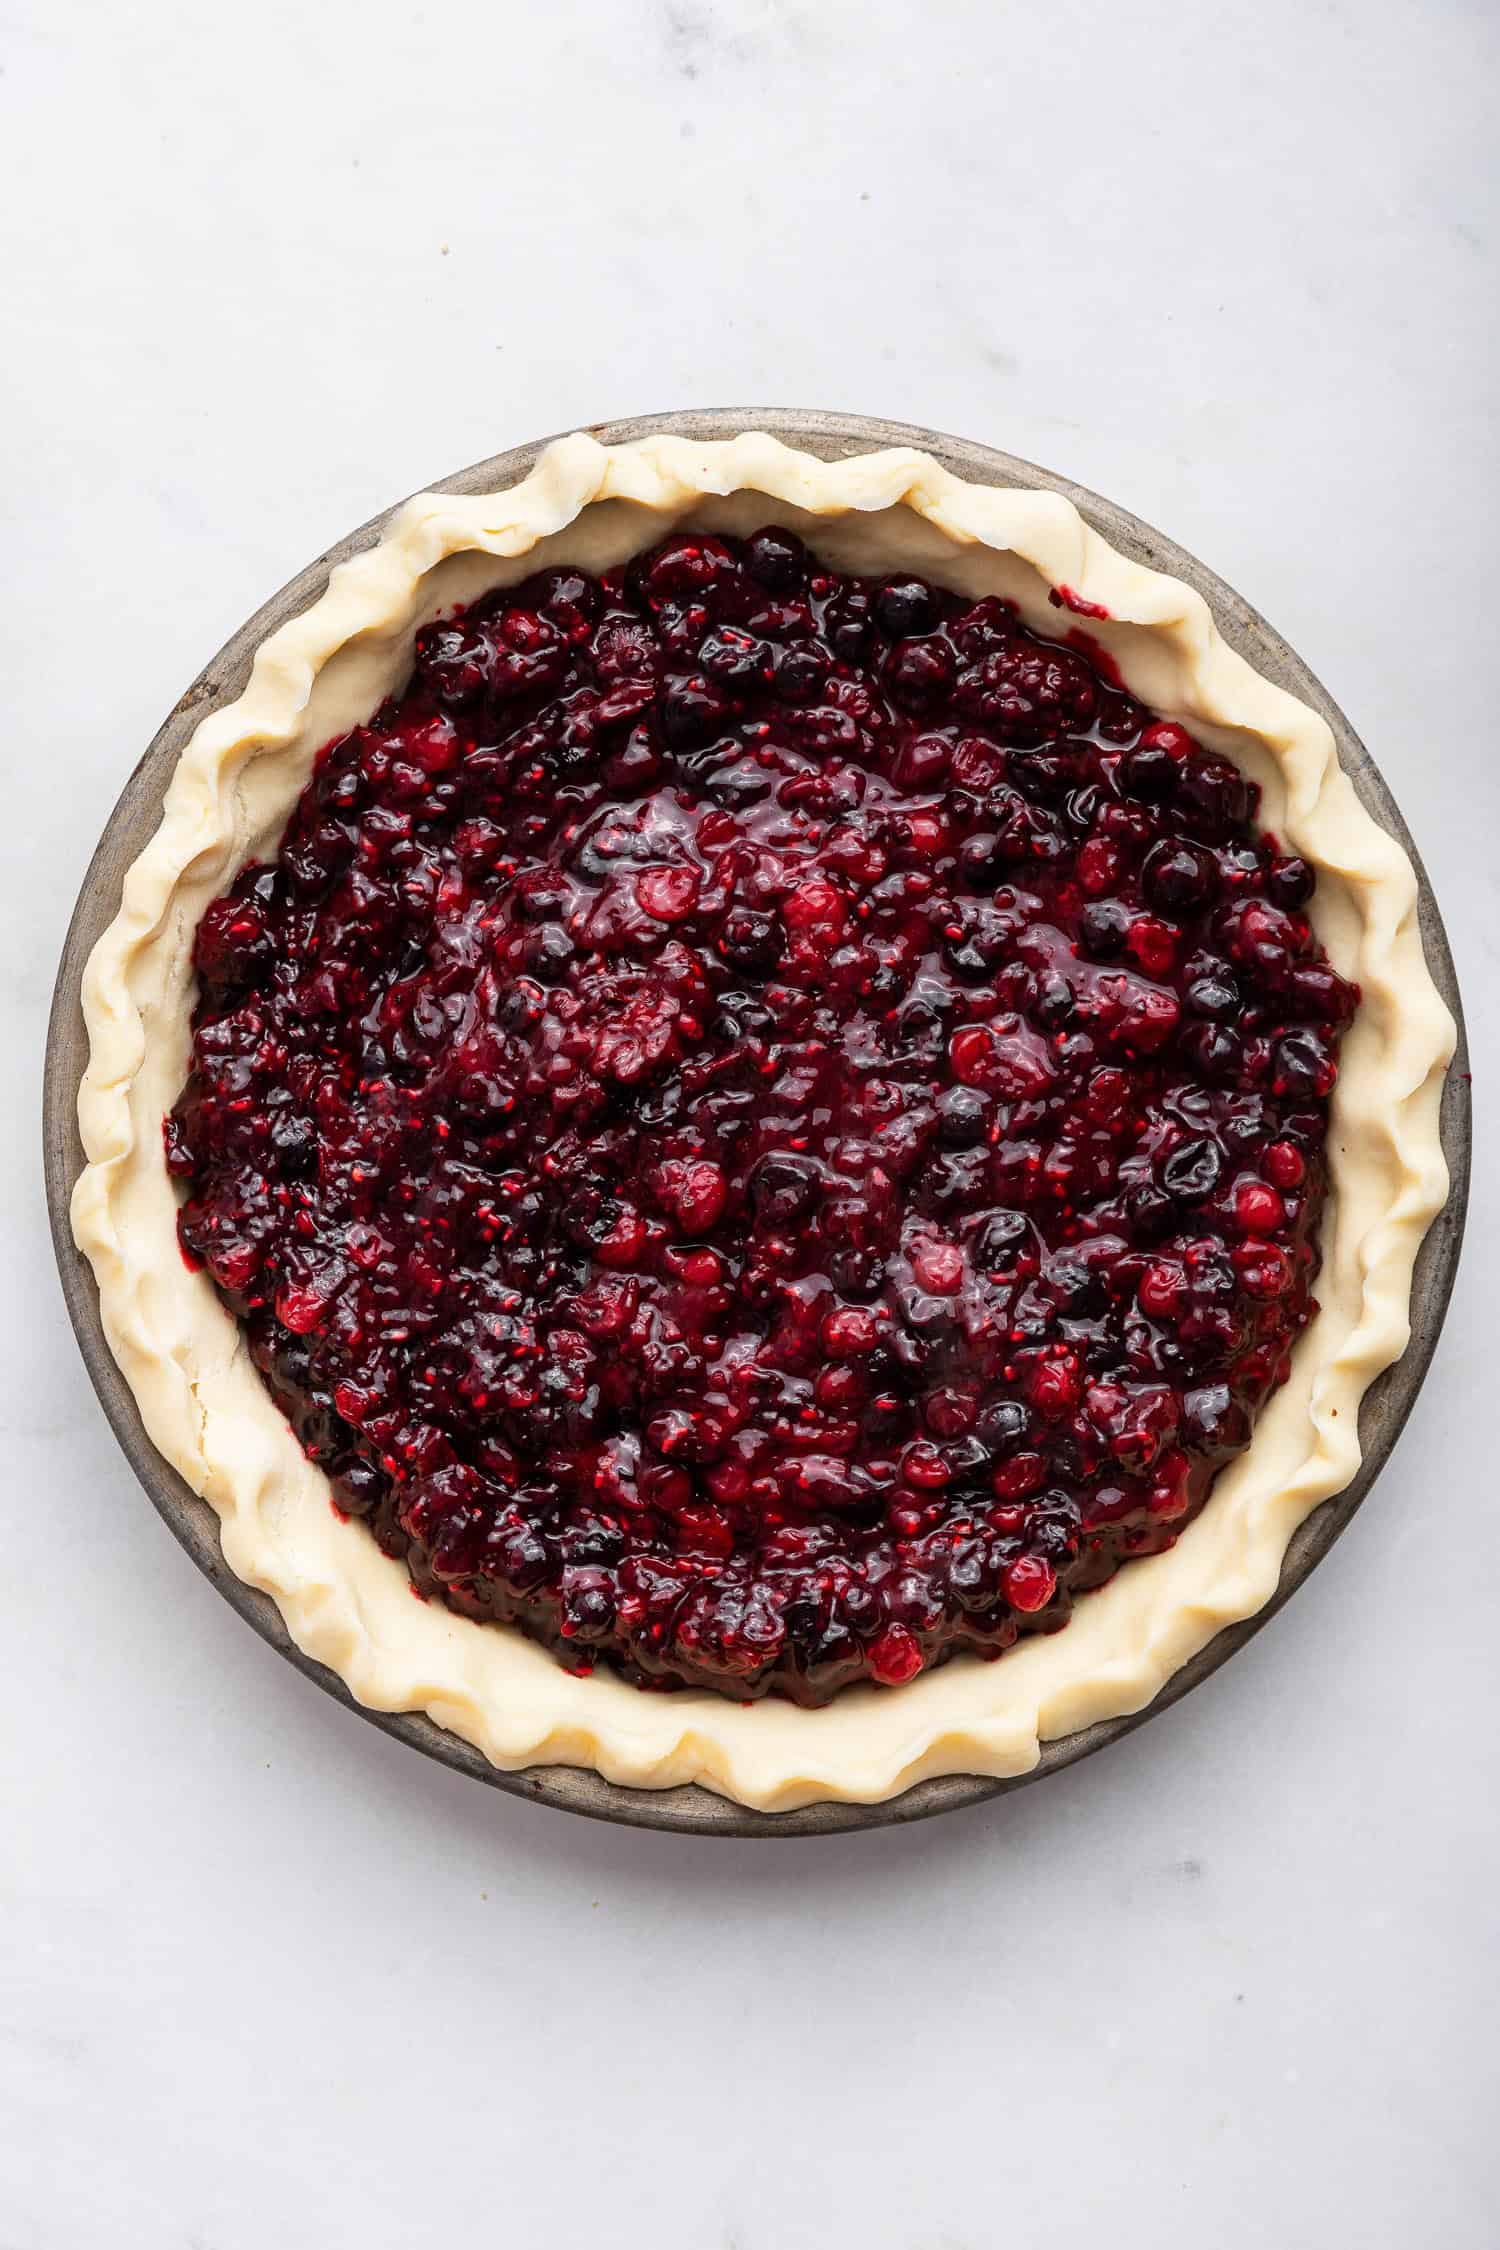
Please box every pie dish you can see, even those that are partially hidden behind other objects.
[69,426,1457,1813]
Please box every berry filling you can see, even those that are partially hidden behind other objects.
[167,528,1357,1704]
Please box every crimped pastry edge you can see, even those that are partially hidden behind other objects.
[71,433,1455,1811]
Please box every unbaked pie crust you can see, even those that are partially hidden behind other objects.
[73,434,1454,1810]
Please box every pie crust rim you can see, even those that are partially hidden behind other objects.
[60,419,1462,1817]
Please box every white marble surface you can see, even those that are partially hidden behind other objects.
[3,2,1495,2243]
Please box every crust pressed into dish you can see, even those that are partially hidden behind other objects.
[73,434,1455,1811]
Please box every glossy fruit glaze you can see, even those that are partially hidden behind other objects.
[167,526,1357,1704]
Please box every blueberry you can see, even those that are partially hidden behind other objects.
[749,1152,822,1224]
[1142,839,1217,914]
[561,1577,618,1642]
[745,527,807,592]
[1179,757,1253,838]
[772,644,831,703]
[959,831,1011,889]
[875,578,939,637]
[330,1456,385,1520]
[973,1210,1029,1269]
[1266,855,1316,909]
[658,676,732,751]
[1119,744,1180,802]
[1078,900,1132,959]
[1185,971,1240,1019]
[1161,1136,1225,1203]
[827,1249,887,1300]
[950,1539,1001,1610]
[1272,1027,1336,1098]
[824,586,873,660]
[938,1085,992,1146]
[1179,1022,1244,1082]
[977,1398,1030,1450]
[883,635,956,713]
[522,922,576,982]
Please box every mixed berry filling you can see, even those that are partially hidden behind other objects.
[167,527,1357,1705]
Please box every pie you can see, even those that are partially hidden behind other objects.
[164,535,1354,1700]
[73,434,1455,1809]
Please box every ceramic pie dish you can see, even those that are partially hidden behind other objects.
[47,411,1468,1833]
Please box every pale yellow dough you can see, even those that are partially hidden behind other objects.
[73,434,1454,1811]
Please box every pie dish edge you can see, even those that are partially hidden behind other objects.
[71,432,1456,1811]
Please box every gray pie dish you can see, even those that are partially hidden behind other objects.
[43,409,1471,1837]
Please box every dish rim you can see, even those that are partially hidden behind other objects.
[43,407,1472,1836]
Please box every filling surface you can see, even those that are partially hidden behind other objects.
[168,528,1356,1703]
